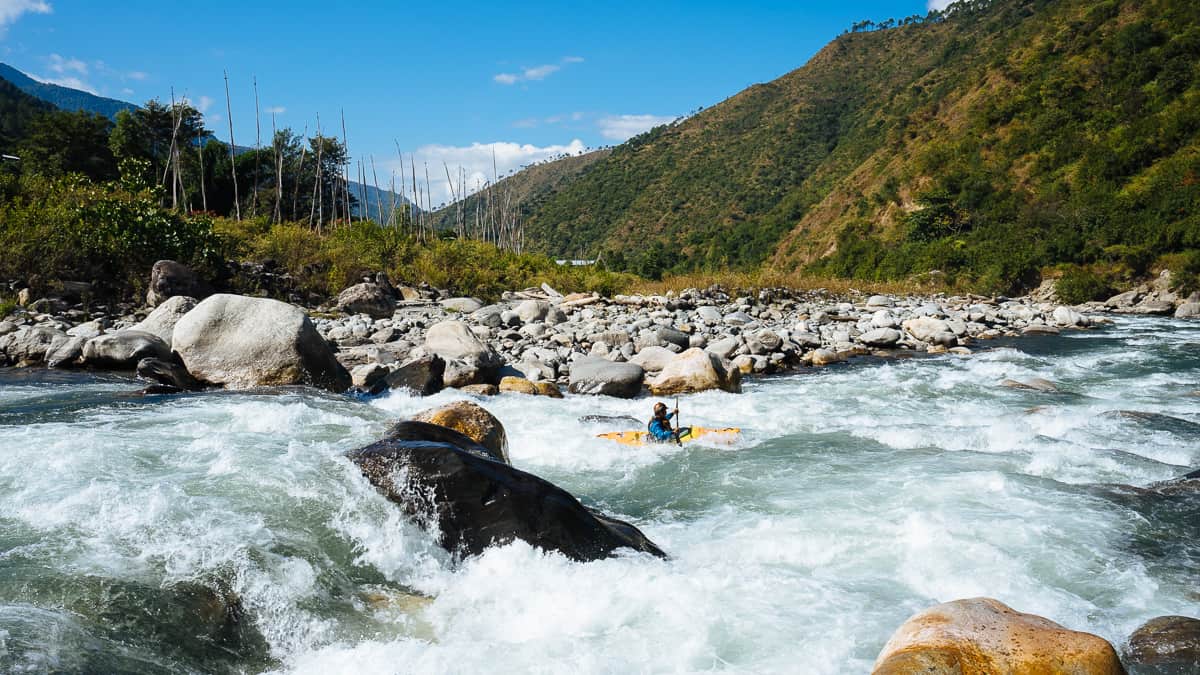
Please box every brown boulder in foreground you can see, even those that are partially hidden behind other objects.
[410,400,509,465]
[873,597,1124,675]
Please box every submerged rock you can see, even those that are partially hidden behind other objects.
[872,597,1124,674]
[1124,615,1200,674]
[173,294,351,392]
[136,357,202,391]
[347,421,666,561]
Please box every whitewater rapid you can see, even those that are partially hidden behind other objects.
[0,317,1197,673]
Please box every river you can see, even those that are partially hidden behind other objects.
[0,316,1197,673]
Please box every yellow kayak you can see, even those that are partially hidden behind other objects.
[597,427,741,447]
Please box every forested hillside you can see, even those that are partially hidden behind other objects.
[501,0,1200,294]
[0,77,54,151]
[0,63,137,121]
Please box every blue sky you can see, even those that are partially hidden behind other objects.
[0,0,948,204]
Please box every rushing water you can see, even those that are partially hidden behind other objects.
[0,317,1198,674]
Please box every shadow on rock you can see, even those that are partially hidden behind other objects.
[346,421,667,562]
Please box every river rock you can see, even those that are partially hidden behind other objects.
[45,335,85,368]
[1124,615,1200,673]
[872,597,1124,675]
[1174,303,1200,319]
[66,320,105,340]
[705,336,741,360]
[440,297,483,313]
[132,295,197,347]
[860,328,901,347]
[866,295,894,308]
[411,400,508,463]
[902,317,956,346]
[568,356,645,398]
[0,326,66,365]
[347,421,666,561]
[695,306,723,323]
[82,330,172,369]
[648,348,741,395]
[424,320,502,376]
[336,282,395,319]
[1052,306,1087,327]
[147,260,202,307]
[460,383,499,396]
[515,299,551,323]
[631,345,677,373]
[384,354,445,396]
[499,376,538,395]
[136,357,201,390]
[173,294,351,392]
[1001,377,1059,392]
[351,363,389,391]
[810,348,841,366]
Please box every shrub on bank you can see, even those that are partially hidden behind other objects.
[1055,266,1113,304]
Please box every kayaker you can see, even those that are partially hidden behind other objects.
[648,402,688,443]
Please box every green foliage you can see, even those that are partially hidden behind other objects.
[1055,266,1113,304]
[0,174,224,295]
[19,110,117,180]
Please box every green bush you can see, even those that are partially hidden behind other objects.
[1055,266,1113,304]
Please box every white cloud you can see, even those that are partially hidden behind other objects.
[47,53,86,75]
[597,114,677,141]
[126,70,147,81]
[385,139,589,206]
[927,0,955,10]
[0,0,51,35]
[265,105,285,114]
[493,55,583,86]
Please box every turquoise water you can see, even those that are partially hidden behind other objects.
[0,317,1197,673]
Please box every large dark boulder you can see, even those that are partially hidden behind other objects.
[410,400,507,463]
[346,421,666,561]
[1124,615,1200,674]
[384,354,445,396]
[147,260,203,307]
[136,357,202,391]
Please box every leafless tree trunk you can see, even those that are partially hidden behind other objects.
[252,77,262,218]
[223,71,241,221]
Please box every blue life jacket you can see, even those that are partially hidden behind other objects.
[647,413,675,441]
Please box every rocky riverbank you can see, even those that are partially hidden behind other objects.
[7,261,1200,398]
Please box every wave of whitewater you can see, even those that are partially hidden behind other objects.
[0,317,1197,673]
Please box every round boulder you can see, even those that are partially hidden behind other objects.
[173,294,351,392]
[132,295,197,348]
[1124,615,1200,673]
[336,283,395,319]
[411,400,509,464]
[648,348,741,395]
[424,320,502,372]
[82,330,172,370]
[872,597,1124,675]
[568,356,645,398]
[147,260,201,307]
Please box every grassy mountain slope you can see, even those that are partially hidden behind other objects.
[0,64,137,121]
[0,77,54,151]
[506,0,1200,291]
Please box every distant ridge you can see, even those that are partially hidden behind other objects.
[0,63,136,121]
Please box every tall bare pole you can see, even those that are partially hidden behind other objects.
[340,109,351,224]
[252,76,262,218]
[371,155,384,224]
[197,135,208,212]
[410,154,419,240]
[272,111,282,224]
[223,71,241,221]
[310,114,324,231]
